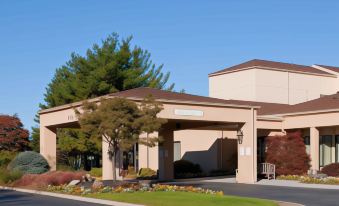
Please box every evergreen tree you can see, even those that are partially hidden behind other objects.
[31,33,174,169]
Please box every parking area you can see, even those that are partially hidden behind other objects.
[171,179,339,206]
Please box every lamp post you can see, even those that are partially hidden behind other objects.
[237,129,243,144]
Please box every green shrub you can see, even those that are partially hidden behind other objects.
[89,167,102,177]
[0,168,22,184]
[174,160,202,178]
[137,168,157,179]
[0,151,17,168]
[8,151,49,174]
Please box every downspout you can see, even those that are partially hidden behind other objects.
[220,130,224,169]
[287,72,290,104]
[252,108,256,183]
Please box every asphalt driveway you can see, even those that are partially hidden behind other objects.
[173,181,339,206]
[0,189,98,206]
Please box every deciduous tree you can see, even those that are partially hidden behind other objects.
[76,97,165,181]
[0,115,29,151]
[265,131,310,176]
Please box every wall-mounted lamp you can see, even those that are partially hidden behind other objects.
[237,129,244,144]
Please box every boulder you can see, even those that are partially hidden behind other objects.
[85,174,93,182]
[68,180,80,186]
[92,180,104,190]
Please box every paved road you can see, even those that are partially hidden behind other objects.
[0,189,98,206]
[1,183,338,206]
[174,181,339,206]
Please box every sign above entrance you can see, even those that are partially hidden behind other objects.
[174,109,204,117]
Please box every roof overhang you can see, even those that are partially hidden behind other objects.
[39,94,260,115]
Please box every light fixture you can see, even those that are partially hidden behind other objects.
[237,129,243,144]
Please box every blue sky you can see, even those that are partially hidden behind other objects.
[1,0,339,132]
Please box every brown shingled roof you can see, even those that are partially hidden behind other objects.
[209,59,333,76]
[109,87,288,115]
[263,93,339,116]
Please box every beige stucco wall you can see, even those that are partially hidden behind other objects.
[174,130,237,173]
[283,111,339,129]
[209,69,256,101]
[287,72,337,104]
[209,68,338,104]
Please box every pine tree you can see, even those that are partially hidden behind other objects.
[31,33,174,170]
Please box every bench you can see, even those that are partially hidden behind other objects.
[259,163,275,180]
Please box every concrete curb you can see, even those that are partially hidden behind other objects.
[0,186,144,206]
[277,201,304,206]
[256,179,339,190]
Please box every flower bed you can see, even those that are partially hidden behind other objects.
[47,183,224,196]
[278,175,339,185]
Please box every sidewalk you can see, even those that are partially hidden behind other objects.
[256,179,339,190]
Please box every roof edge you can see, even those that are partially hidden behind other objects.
[264,108,339,118]
[39,95,260,115]
[208,66,336,78]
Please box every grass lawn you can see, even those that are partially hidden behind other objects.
[85,191,277,206]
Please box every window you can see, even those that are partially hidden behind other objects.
[257,137,266,163]
[174,141,181,161]
[304,136,310,155]
[320,135,333,167]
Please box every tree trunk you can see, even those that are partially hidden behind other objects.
[147,133,149,168]
[112,151,117,181]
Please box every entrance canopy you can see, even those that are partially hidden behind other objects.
[39,87,260,183]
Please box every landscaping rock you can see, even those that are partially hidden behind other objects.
[85,174,93,182]
[309,173,328,179]
[139,180,152,188]
[68,180,80,186]
[92,180,104,189]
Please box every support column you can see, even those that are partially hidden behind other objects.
[236,108,257,183]
[138,132,159,171]
[40,126,57,171]
[158,127,174,180]
[310,127,320,171]
[102,139,123,180]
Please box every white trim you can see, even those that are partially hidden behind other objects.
[257,116,284,121]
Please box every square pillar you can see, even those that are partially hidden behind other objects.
[102,138,123,180]
[236,109,257,183]
[40,126,57,171]
[310,127,319,170]
[158,128,174,180]
[138,132,159,171]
